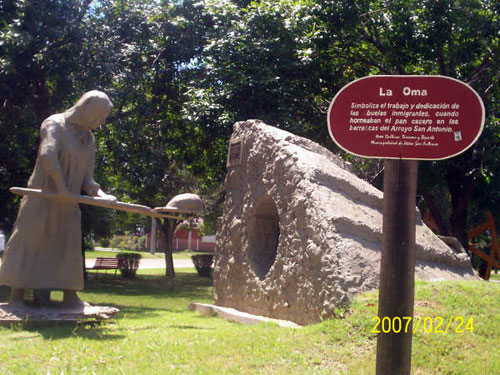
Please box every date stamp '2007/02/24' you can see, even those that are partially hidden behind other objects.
[371,316,474,334]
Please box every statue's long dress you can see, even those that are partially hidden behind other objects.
[0,114,99,290]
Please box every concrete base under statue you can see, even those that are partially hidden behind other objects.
[0,302,119,325]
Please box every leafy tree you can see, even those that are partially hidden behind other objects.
[192,0,500,250]
[0,0,98,232]
[82,0,211,286]
[0,0,210,286]
[317,0,500,247]
[2,0,500,272]
[185,0,334,143]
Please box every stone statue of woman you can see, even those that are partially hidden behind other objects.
[0,90,116,308]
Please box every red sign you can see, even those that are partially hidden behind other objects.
[327,75,485,160]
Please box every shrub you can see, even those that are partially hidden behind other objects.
[99,237,111,248]
[109,235,146,250]
[191,254,214,277]
[116,252,142,278]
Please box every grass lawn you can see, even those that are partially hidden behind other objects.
[0,273,499,374]
[85,249,206,260]
[489,272,500,281]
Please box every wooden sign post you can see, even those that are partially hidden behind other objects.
[328,75,485,374]
[376,159,418,374]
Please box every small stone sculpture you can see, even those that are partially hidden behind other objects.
[154,193,204,213]
[0,90,115,308]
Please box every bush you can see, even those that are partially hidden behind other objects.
[116,252,142,278]
[99,237,111,248]
[83,236,95,251]
[191,254,214,277]
[109,235,146,251]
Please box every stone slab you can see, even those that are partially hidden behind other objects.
[188,302,301,328]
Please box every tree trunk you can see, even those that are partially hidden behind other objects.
[160,219,178,289]
[450,198,470,251]
[33,75,51,122]
[421,192,450,236]
[447,164,475,250]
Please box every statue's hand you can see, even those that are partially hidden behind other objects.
[57,185,73,201]
[49,167,72,200]
[96,189,117,202]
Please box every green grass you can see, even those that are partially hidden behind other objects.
[85,249,206,260]
[0,276,499,374]
[490,272,500,281]
[172,251,210,260]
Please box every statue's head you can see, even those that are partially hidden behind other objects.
[65,90,113,130]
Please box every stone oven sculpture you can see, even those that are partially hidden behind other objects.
[213,120,475,325]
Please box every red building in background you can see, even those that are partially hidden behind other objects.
[146,227,215,253]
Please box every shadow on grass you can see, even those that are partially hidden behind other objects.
[84,272,212,300]
[125,324,216,332]
[1,277,212,306]
[166,325,216,330]
[3,312,215,341]
[0,272,215,336]
[38,325,124,341]
[108,304,185,320]
[0,272,212,301]
[3,320,125,341]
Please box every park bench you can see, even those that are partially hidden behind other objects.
[86,257,122,279]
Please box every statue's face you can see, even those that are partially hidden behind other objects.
[69,90,113,130]
[87,106,111,130]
